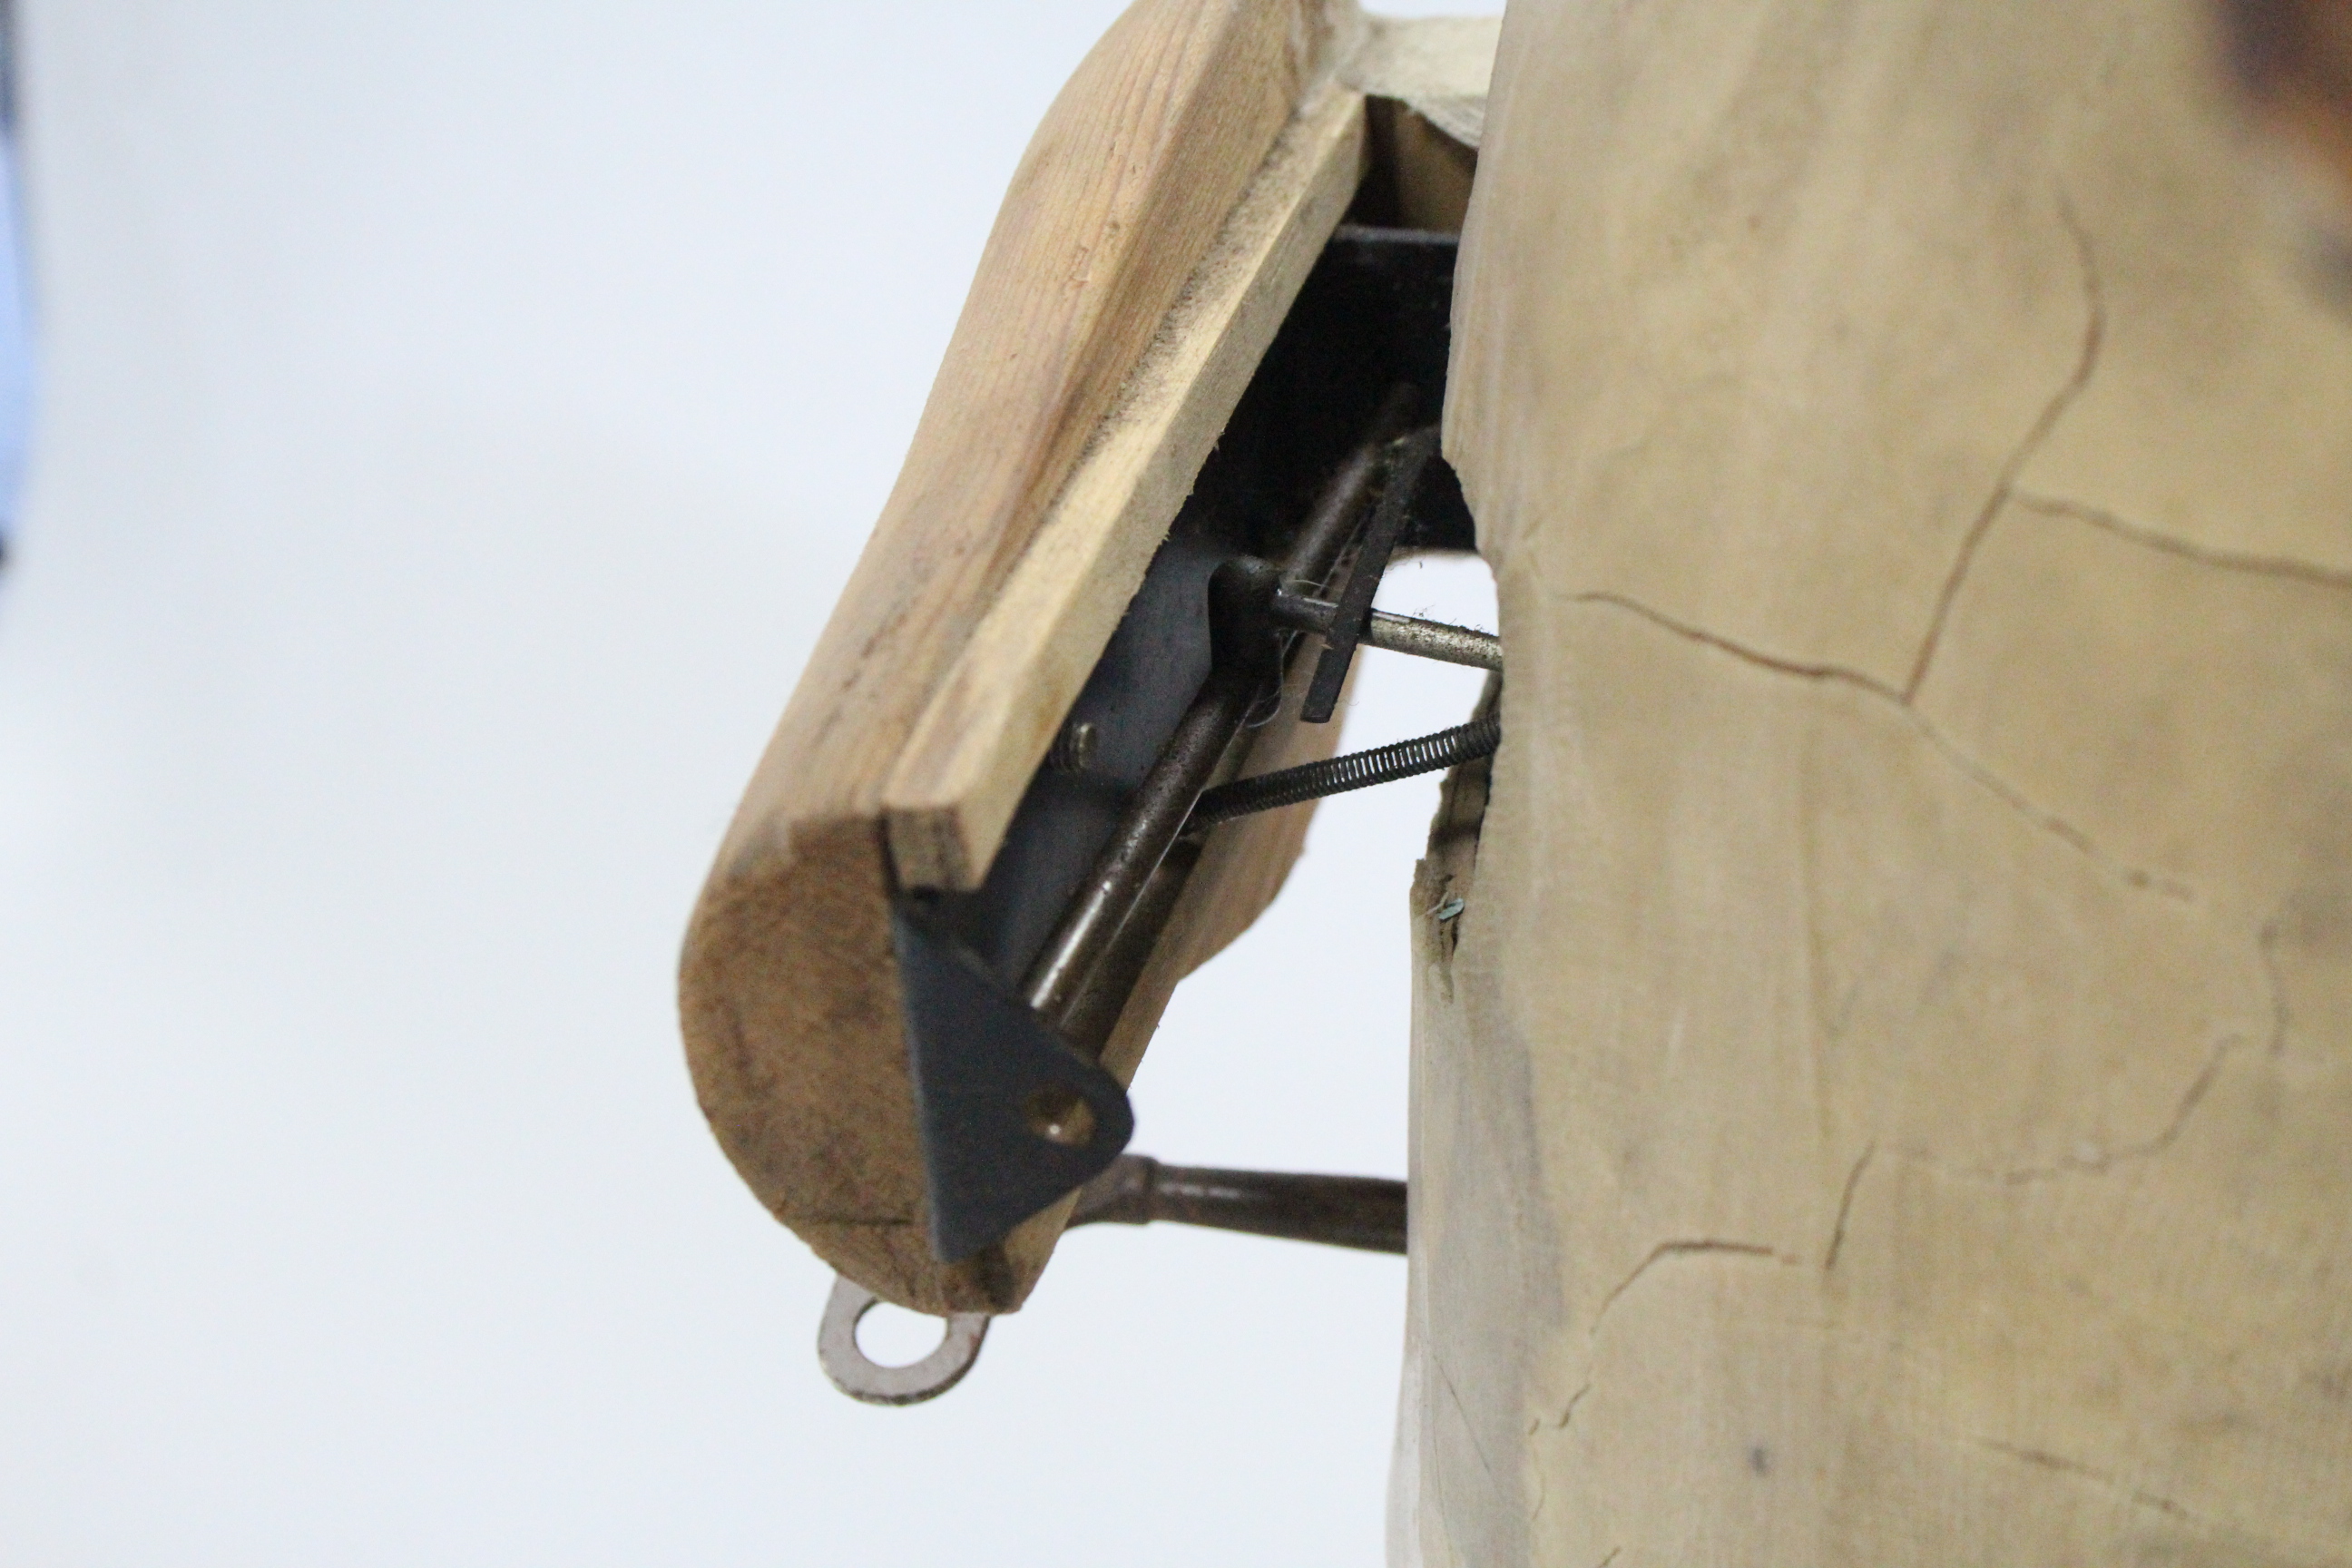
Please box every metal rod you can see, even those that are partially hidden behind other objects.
[816,1150,1409,1407]
[1069,1154,1406,1255]
[1021,669,1254,1028]
[1270,588,1501,672]
[1019,395,1426,1035]
[1053,837,1203,1054]
[1283,383,1420,593]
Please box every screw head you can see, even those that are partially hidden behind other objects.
[1047,720,1098,776]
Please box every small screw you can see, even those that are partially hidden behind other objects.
[1047,720,1098,776]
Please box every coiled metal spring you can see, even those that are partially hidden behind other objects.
[1189,713,1502,828]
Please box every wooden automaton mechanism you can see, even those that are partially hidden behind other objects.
[687,0,2352,1559]
[679,1,1501,1403]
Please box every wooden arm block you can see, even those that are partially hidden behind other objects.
[883,84,1367,892]
[679,0,1369,1317]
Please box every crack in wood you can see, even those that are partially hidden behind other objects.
[2008,491,2352,593]
[1570,591,2199,903]
[1436,1356,1505,1494]
[1984,1037,2240,1185]
[1906,184,2108,700]
[1974,1436,2205,1526]
[1823,1142,1877,1272]
[1533,1381,1593,1435]
[1591,1240,1801,1337]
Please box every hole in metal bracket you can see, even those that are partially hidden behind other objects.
[1023,1085,1095,1147]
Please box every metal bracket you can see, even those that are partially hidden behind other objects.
[891,907,1136,1263]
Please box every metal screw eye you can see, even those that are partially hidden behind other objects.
[818,1276,990,1406]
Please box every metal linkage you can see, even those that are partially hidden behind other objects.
[901,406,1504,1266]
[894,390,1446,1273]
[1302,426,1442,722]
[819,1154,1406,1406]
[1284,383,1421,590]
[1070,1155,1406,1254]
[1190,714,1503,828]
[1270,587,1501,671]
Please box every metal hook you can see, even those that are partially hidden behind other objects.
[816,1274,991,1406]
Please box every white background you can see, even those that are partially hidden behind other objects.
[0,5,1496,1563]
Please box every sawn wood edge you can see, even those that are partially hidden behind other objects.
[883,84,1368,889]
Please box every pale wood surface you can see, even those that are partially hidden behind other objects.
[1341,15,1499,150]
[883,82,1367,891]
[1402,0,2352,1561]
[679,0,1357,1316]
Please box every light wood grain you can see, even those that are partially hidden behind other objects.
[883,82,1367,891]
[1341,14,1499,149]
[1345,14,1494,231]
[1403,0,2352,1561]
[679,0,1359,1316]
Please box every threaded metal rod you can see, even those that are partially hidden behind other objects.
[1269,588,1502,672]
[1188,714,1503,828]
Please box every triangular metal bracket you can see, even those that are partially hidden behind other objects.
[891,905,1136,1262]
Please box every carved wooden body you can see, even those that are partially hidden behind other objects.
[1398,0,2352,1562]
[681,0,2352,1553]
